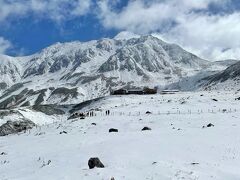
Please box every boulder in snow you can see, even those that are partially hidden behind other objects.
[88,157,105,169]
[207,123,214,127]
[109,128,118,133]
[0,152,7,155]
[142,127,152,131]
[146,111,152,114]
[235,97,240,100]
[202,123,214,128]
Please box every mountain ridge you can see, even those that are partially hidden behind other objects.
[0,33,238,109]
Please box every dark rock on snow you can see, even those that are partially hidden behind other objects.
[0,152,7,155]
[109,128,118,133]
[207,123,214,127]
[142,127,152,131]
[60,131,67,134]
[191,162,200,165]
[88,157,105,169]
[202,123,214,128]
[146,111,152,114]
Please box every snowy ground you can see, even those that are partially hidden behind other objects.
[1,91,240,180]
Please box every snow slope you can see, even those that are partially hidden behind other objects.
[1,91,240,180]
[203,61,240,91]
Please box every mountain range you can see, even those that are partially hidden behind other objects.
[0,32,239,109]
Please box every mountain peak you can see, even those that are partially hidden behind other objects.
[114,31,140,40]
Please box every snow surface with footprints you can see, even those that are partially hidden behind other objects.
[1,91,240,180]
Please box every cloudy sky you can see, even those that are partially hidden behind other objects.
[0,0,239,61]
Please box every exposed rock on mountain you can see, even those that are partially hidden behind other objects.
[0,120,35,136]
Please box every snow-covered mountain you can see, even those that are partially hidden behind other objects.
[0,34,235,108]
[203,61,240,91]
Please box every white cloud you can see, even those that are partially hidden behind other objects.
[0,0,92,55]
[0,0,92,23]
[71,0,92,16]
[98,0,175,33]
[0,0,239,60]
[97,0,228,33]
[159,12,240,60]
[0,37,12,54]
[98,0,240,61]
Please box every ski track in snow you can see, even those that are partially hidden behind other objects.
[1,91,240,180]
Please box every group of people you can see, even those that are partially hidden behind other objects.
[70,109,111,119]
[71,111,95,119]
[86,111,95,117]
[105,110,110,116]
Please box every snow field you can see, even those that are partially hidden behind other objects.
[1,91,240,180]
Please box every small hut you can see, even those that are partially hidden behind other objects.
[143,87,157,94]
